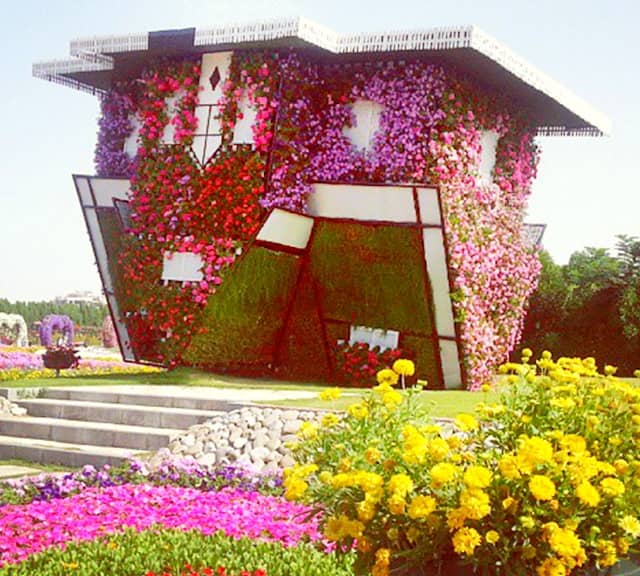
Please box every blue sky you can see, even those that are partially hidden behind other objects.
[0,0,638,301]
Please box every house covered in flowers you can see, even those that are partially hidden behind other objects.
[34,19,609,389]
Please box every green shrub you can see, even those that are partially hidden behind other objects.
[0,528,355,576]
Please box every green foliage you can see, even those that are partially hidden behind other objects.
[0,300,107,329]
[183,247,300,368]
[521,240,640,374]
[0,528,355,576]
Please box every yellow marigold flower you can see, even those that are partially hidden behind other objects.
[297,421,318,439]
[376,368,399,386]
[516,436,554,473]
[550,397,576,409]
[388,473,414,497]
[485,530,500,544]
[463,465,493,489]
[481,383,492,393]
[372,548,391,576]
[529,475,557,501]
[357,497,377,522]
[319,471,332,484]
[600,477,625,497]
[356,471,385,495]
[502,497,516,511]
[596,540,618,567]
[616,537,629,555]
[321,413,340,428]
[382,389,403,409]
[427,437,450,461]
[284,476,308,500]
[324,514,364,541]
[319,387,342,401]
[604,364,617,376]
[541,350,553,360]
[586,414,600,429]
[407,494,437,519]
[347,402,369,420]
[454,413,479,432]
[392,358,415,376]
[620,515,640,538]
[357,537,371,553]
[365,446,382,464]
[614,459,629,474]
[452,526,482,556]
[576,481,601,507]
[459,488,491,520]
[387,493,407,516]
[447,507,468,530]
[536,558,567,576]
[559,434,586,454]
[522,347,533,357]
[499,454,521,479]
[338,457,352,472]
[430,462,458,486]
[446,435,462,449]
[547,526,584,561]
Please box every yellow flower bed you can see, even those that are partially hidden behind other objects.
[285,355,640,575]
[0,365,162,382]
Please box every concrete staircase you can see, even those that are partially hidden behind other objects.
[0,387,236,468]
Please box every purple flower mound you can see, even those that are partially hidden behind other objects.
[38,315,74,347]
[0,351,42,370]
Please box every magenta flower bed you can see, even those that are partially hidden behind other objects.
[0,484,319,566]
[0,351,42,370]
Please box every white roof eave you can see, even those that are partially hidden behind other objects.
[32,17,610,136]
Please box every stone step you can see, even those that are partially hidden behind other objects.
[40,387,240,412]
[0,415,180,451]
[14,398,225,429]
[0,435,142,468]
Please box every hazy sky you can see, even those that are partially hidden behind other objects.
[0,0,638,302]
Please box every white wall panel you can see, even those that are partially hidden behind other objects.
[123,114,142,158]
[90,179,130,206]
[106,296,135,361]
[309,184,416,223]
[349,325,399,351]
[198,52,232,106]
[422,228,456,338]
[417,187,441,225]
[232,93,257,145]
[479,130,499,183]
[343,99,383,151]
[256,209,314,249]
[76,177,93,207]
[162,252,204,282]
[439,339,463,389]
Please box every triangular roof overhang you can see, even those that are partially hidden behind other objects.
[33,17,610,136]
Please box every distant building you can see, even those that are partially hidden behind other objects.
[55,291,106,306]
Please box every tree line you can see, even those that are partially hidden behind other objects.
[0,299,108,328]
[521,235,640,375]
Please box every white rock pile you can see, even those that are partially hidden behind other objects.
[162,406,326,474]
[0,397,27,417]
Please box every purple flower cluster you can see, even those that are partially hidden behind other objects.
[39,314,74,347]
[0,457,282,508]
[0,350,41,370]
[95,86,137,177]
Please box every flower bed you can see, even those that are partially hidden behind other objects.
[286,355,640,575]
[0,346,162,381]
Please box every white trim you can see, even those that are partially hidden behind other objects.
[74,176,135,361]
[256,209,314,249]
[439,338,463,389]
[33,18,609,135]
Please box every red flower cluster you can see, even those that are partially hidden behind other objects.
[146,565,266,576]
[334,342,404,387]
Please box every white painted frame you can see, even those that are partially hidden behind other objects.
[74,175,135,362]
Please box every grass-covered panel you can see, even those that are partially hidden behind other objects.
[276,266,332,382]
[0,528,355,576]
[182,247,300,370]
[309,222,433,333]
[402,334,443,389]
[308,221,440,383]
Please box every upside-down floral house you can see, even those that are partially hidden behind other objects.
[34,18,609,389]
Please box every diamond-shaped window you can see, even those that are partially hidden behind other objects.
[209,67,221,91]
